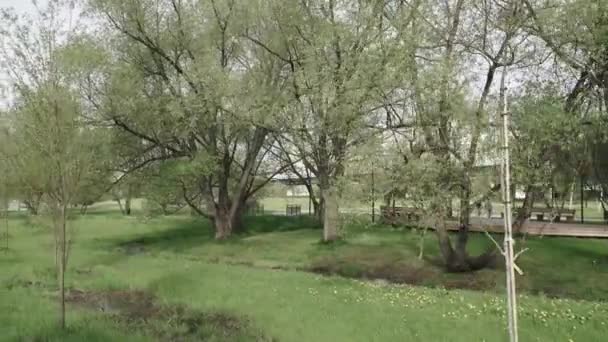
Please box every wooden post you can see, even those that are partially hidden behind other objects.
[500,67,518,342]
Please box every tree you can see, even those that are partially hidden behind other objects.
[522,0,608,223]
[0,127,10,252]
[252,0,399,241]
[510,87,585,229]
[589,126,608,221]
[1,0,101,328]
[83,0,287,239]
[378,0,534,271]
[12,86,102,328]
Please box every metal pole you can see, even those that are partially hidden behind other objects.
[500,67,518,342]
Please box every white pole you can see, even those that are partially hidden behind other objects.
[500,67,518,342]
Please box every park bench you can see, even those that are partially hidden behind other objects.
[380,206,421,224]
[530,207,576,222]
[286,204,302,216]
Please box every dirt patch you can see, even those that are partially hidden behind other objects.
[65,289,272,341]
[117,239,148,255]
[309,261,435,285]
[308,258,495,291]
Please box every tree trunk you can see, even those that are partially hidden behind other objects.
[437,226,496,272]
[115,197,125,215]
[57,204,67,329]
[455,186,472,264]
[513,185,534,233]
[434,191,496,272]
[3,200,9,252]
[211,196,247,239]
[446,199,454,218]
[24,199,40,215]
[321,185,340,242]
[232,200,247,235]
[124,196,132,216]
[313,197,325,224]
[213,205,234,240]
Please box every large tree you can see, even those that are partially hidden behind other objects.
[84,0,288,239]
[379,0,535,271]
[250,0,400,241]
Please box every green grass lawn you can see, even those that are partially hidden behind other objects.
[1,214,607,341]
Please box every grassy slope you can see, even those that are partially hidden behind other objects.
[0,214,607,341]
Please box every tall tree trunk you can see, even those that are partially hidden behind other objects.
[232,199,247,234]
[3,200,8,252]
[115,197,125,215]
[321,182,340,242]
[455,186,472,264]
[213,207,232,240]
[57,203,67,329]
[435,225,458,269]
[211,187,247,239]
[313,197,325,224]
[513,185,535,233]
[212,208,246,239]
[433,185,496,272]
[124,195,132,216]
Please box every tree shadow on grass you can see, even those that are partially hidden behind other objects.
[526,236,608,266]
[112,215,320,254]
[246,215,321,233]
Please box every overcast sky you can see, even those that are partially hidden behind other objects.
[0,0,45,13]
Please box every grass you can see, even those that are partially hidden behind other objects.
[0,213,607,341]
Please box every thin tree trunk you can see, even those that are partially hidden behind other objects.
[124,196,132,216]
[568,182,575,209]
[435,224,456,266]
[232,200,247,234]
[58,203,67,329]
[456,186,472,263]
[3,201,8,252]
[115,197,125,215]
[513,185,534,233]
[24,199,40,215]
[418,227,427,259]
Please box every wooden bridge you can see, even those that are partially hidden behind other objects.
[441,218,608,238]
[380,206,608,238]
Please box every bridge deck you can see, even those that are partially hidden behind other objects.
[425,218,608,238]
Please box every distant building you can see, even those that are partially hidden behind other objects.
[286,185,309,197]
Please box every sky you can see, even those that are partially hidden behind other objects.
[0,0,52,108]
[0,0,44,13]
